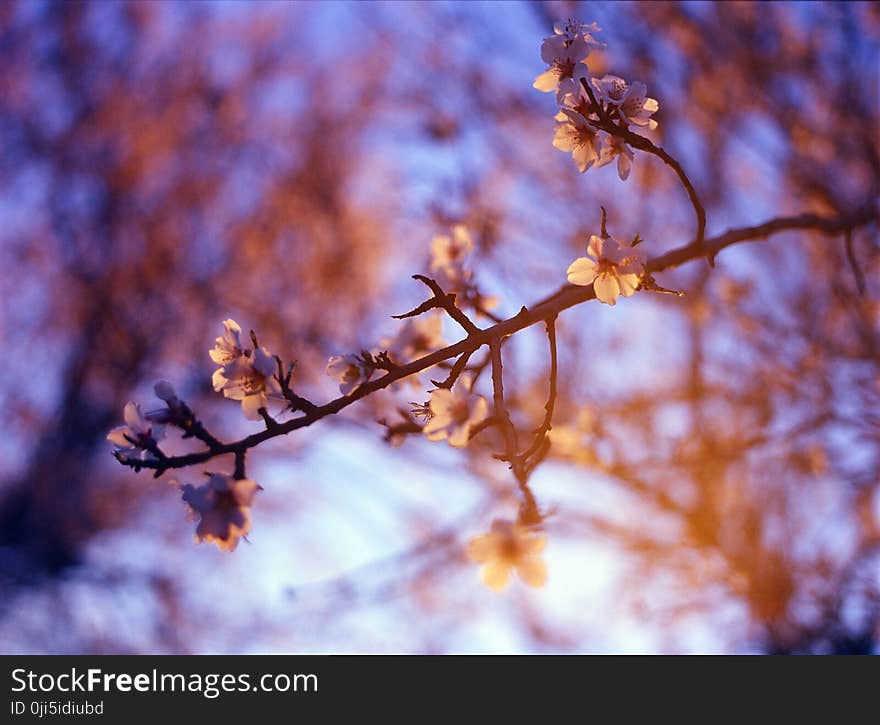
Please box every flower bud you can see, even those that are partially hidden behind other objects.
[154,380,178,403]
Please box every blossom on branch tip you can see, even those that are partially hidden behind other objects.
[180,473,260,552]
[209,319,283,420]
[214,346,282,420]
[326,354,373,395]
[567,234,646,306]
[383,312,445,364]
[209,318,245,366]
[553,18,604,48]
[466,518,547,591]
[107,401,165,458]
[591,75,659,130]
[534,33,590,101]
[553,108,601,173]
[422,378,488,448]
[430,224,474,291]
[154,380,178,404]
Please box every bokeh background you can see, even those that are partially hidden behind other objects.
[0,0,878,654]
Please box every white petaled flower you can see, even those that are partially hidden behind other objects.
[534,33,590,100]
[553,108,601,173]
[596,132,634,180]
[384,313,445,363]
[326,354,372,395]
[557,80,593,118]
[591,75,659,129]
[180,474,260,552]
[107,401,165,458]
[213,346,282,420]
[466,519,548,591]
[567,234,646,306]
[209,318,245,367]
[422,379,489,448]
[553,18,604,48]
[430,224,474,291]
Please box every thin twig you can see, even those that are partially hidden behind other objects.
[394,275,481,335]
[431,350,473,389]
[844,229,866,296]
[489,338,519,462]
[520,316,558,461]
[580,77,707,258]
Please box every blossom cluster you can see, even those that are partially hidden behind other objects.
[106,318,285,551]
[104,14,664,583]
[325,222,499,399]
[103,13,665,587]
[535,19,659,179]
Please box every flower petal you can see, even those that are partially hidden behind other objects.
[470,396,489,426]
[567,257,598,286]
[617,271,642,296]
[123,402,144,432]
[526,533,547,554]
[107,426,133,448]
[448,424,470,448]
[617,150,633,180]
[428,388,454,416]
[481,561,513,592]
[422,419,448,440]
[466,534,496,563]
[241,393,265,420]
[212,368,228,392]
[517,556,548,588]
[593,273,620,305]
[252,347,276,377]
[533,68,559,93]
[572,143,597,172]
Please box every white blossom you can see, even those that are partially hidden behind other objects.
[213,346,282,420]
[567,234,646,306]
[181,473,260,552]
[553,108,601,173]
[422,378,489,448]
[430,224,474,291]
[591,75,659,130]
[326,354,372,395]
[553,18,604,48]
[383,313,445,363]
[107,401,165,458]
[466,518,548,591]
[209,318,245,366]
[596,132,634,180]
[557,80,593,118]
[534,33,590,100]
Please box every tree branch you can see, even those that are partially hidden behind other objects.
[580,77,707,256]
[115,207,876,477]
[394,275,481,335]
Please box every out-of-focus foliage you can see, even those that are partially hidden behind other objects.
[0,1,877,653]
